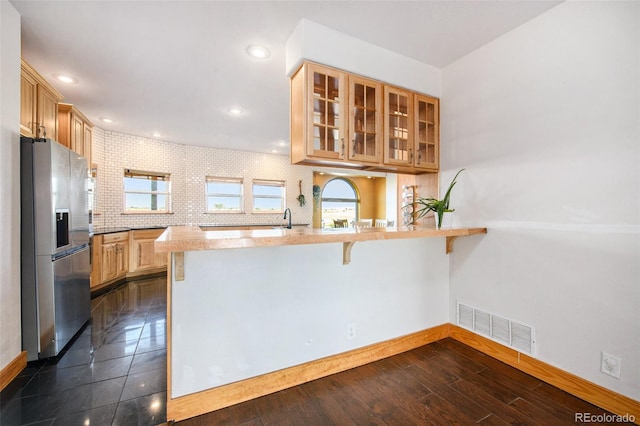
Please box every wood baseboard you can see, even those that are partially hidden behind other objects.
[168,323,640,424]
[0,351,26,392]
[167,324,449,422]
[448,324,640,423]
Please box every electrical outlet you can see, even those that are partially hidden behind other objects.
[601,352,621,379]
[347,323,356,340]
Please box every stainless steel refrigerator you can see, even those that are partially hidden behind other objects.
[21,136,91,361]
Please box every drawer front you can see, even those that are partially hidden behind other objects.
[132,229,165,240]
[102,232,129,244]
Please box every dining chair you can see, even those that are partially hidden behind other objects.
[333,219,348,228]
[354,220,372,228]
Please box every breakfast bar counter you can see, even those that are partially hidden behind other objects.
[155,225,487,260]
[157,224,486,422]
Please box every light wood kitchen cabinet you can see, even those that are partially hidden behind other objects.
[383,85,413,168]
[348,75,383,164]
[91,229,168,290]
[92,232,129,288]
[20,69,37,138]
[382,88,440,173]
[291,62,383,167]
[20,59,63,140]
[291,62,348,165]
[129,229,168,275]
[58,103,93,166]
[413,94,439,171]
[291,61,438,174]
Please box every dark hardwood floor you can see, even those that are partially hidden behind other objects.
[174,338,630,426]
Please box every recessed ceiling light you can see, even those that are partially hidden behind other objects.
[245,45,270,59]
[151,132,162,138]
[99,117,114,123]
[226,106,244,115]
[53,74,78,84]
[271,149,278,153]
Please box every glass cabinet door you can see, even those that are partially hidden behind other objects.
[414,95,439,170]
[306,64,346,160]
[349,76,382,164]
[384,86,413,166]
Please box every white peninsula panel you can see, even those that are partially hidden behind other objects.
[170,238,449,398]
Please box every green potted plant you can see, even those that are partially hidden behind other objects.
[407,168,465,229]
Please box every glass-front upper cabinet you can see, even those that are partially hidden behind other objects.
[348,76,382,164]
[383,85,413,166]
[290,61,439,173]
[306,63,347,160]
[414,94,439,171]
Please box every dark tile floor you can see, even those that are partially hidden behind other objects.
[0,277,167,426]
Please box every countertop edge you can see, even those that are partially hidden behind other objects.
[154,225,487,253]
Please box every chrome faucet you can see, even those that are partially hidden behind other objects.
[283,208,292,229]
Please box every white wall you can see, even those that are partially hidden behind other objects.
[285,19,441,97]
[171,238,450,397]
[443,1,639,400]
[0,1,22,372]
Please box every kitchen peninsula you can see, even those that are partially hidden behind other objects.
[156,225,486,422]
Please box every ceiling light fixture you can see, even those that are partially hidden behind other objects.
[99,117,114,123]
[151,132,162,138]
[245,45,270,59]
[53,74,78,84]
[226,106,244,115]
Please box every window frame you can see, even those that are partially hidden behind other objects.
[205,176,244,214]
[123,169,171,214]
[321,178,360,227]
[252,179,286,213]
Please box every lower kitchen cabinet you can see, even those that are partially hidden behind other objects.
[93,232,129,287]
[91,229,167,290]
[129,229,168,275]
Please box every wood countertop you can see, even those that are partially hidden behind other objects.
[154,225,487,255]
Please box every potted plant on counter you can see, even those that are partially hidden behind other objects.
[407,168,465,229]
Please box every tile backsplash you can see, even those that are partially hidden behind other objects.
[92,128,314,229]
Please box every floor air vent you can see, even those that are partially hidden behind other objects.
[457,302,536,356]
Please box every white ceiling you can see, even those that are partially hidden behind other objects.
[12,0,561,154]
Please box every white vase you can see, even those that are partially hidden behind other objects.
[435,212,453,229]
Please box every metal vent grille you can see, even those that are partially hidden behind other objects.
[457,302,536,356]
[458,304,474,329]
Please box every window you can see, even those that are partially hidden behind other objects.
[252,179,285,213]
[205,177,243,213]
[123,169,170,213]
[321,178,358,227]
